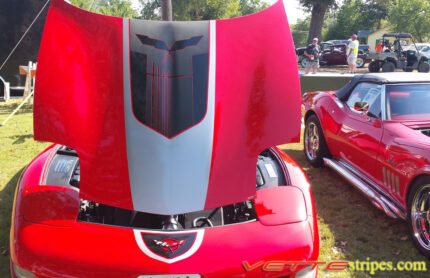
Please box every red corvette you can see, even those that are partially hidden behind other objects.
[10,0,319,277]
[303,72,430,258]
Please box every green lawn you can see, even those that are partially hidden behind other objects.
[0,101,428,277]
[280,141,428,278]
[0,101,48,277]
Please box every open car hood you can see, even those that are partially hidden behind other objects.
[34,0,300,214]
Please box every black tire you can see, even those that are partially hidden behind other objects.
[303,114,330,167]
[407,176,430,259]
[382,61,396,72]
[368,61,380,72]
[356,57,365,68]
[418,62,430,73]
[301,57,309,68]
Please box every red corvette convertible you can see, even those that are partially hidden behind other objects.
[303,72,430,258]
[10,0,319,277]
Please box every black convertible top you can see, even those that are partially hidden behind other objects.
[336,73,430,101]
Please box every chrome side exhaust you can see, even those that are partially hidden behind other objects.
[323,158,406,220]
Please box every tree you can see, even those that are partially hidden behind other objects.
[71,0,138,18]
[239,0,269,15]
[138,0,268,20]
[140,0,161,20]
[325,0,388,40]
[70,0,96,10]
[98,0,138,18]
[291,17,311,47]
[388,0,430,42]
[299,0,336,43]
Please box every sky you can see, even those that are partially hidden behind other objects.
[131,0,307,24]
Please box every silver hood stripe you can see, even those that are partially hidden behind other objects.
[123,19,216,214]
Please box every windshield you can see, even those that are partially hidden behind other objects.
[387,84,430,121]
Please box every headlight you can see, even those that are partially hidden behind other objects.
[12,263,36,278]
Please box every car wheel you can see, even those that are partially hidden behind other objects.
[356,57,365,68]
[304,115,330,167]
[301,57,309,68]
[418,62,430,73]
[382,61,395,72]
[368,61,380,72]
[408,176,430,259]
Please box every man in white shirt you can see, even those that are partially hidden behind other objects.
[347,34,359,73]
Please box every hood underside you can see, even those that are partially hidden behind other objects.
[34,0,300,214]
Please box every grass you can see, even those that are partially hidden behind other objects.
[0,100,428,277]
[279,141,429,278]
[0,100,48,277]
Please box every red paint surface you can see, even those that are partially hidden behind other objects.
[15,1,318,275]
[303,88,430,210]
[206,0,301,208]
[11,146,319,277]
[255,186,308,225]
[34,0,301,212]
[34,0,133,209]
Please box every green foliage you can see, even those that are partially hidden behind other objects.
[325,0,388,40]
[388,0,430,42]
[98,0,138,18]
[70,0,93,10]
[171,0,240,20]
[239,0,269,15]
[299,0,337,43]
[71,0,138,18]
[291,17,311,47]
[139,0,161,20]
[138,0,268,20]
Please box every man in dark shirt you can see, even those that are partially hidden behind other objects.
[304,38,320,74]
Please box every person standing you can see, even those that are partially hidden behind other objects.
[304,38,320,74]
[376,40,383,53]
[347,34,359,73]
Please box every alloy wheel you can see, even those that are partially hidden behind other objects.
[304,122,319,161]
[411,185,430,250]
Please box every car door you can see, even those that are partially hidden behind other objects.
[332,45,347,65]
[335,82,384,182]
[320,46,333,65]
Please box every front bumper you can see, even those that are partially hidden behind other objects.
[11,218,317,277]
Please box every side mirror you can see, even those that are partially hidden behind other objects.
[354,101,369,112]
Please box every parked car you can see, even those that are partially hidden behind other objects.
[10,1,319,277]
[303,72,430,258]
[297,41,367,65]
[296,41,333,62]
[325,39,349,45]
[368,33,430,73]
[326,40,368,54]
[301,44,369,68]
[404,43,430,52]
[420,45,430,59]
[359,44,370,53]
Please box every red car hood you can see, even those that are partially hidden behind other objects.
[34,0,300,214]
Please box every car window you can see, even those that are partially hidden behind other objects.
[387,84,430,120]
[346,83,382,117]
